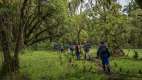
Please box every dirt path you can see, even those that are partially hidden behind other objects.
[94,59,142,80]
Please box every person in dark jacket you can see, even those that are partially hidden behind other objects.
[75,44,80,60]
[97,41,110,73]
[83,42,91,60]
[69,44,74,55]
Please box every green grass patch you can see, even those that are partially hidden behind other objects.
[0,49,142,80]
[124,49,142,58]
[111,58,142,74]
[20,51,105,80]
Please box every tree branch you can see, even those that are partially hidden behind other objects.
[27,36,50,46]
[26,33,64,46]
[25,28,48,44]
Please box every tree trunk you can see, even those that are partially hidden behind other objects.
[0,31,19,80]
[77,28,82,44]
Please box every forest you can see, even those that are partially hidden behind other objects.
[0,0,142,80]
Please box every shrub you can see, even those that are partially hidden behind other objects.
[133,50,139,60]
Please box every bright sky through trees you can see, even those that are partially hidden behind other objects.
[77,0,131,14]
[118,0,131,6]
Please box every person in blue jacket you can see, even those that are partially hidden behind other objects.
[75,43,80,60]
[97,41,110,73]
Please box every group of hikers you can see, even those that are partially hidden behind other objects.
[53,41,111,73]
[53,41,91,59]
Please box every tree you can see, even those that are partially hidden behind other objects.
[85,0,129,56]
[0,0,68,79]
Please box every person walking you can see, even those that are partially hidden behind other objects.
[83,41,91,60]
[97,41,111,73]
[75,44,80,60]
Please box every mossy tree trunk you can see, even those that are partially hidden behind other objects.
[0,31,20,80]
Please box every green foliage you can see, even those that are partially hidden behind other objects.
[20,51,105,80]
[133,50,139,59]
[18,49,142,80]
[1,0,142,79]
[135,0,142,8]
[111,58,142,74]
[1,49,142,80]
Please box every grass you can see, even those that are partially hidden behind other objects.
[0,49,142,80]
[111,58,142,73]
[123,49,142,58]
[19,51,105,80]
